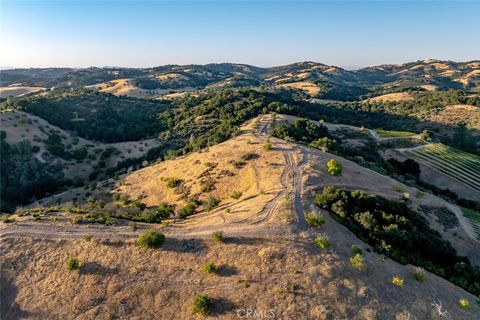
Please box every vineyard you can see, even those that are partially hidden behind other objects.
[462,207,480,241]
[403,143,480,191]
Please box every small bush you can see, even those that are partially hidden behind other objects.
[137,230,165,248]
[263,143,272,151]
[305,212,325,228]
[166,178,181,189]
[458,299,470,310]
[391,276,404,287]
[204,196,220,212]
[178,199,201,219]
[351,245,363,256]
[67,257,79,271]
[202,262,218,274]
[326,159,342,176]
[314,234,330,249]
[201,179,216,192]
[241,153,257,161]
[413,268,426,283]
[134,201,147,211]
[83,235,93,242]
[70,216,82,225]
[350,253,366,270]
[212,231,224,243]
[231,191,243,200]
[193,294,211,315]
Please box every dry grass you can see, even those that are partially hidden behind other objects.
[85,79,188,98]
[0,86,45,98]
[368,92,413,103]
[116,133,286,226]
[431,105,480,129]
[1,233,478,319]
[419,84,438,91]
[456,69,480,85]
[276,81,321,96]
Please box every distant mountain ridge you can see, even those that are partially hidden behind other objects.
[1,59,479,99]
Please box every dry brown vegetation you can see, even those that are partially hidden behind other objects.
[1,232,479,319]
[85,79,187,98]
[367,92,413,103]
[0,86,46,98]
[276,81,321,96]
[431,105,480,129]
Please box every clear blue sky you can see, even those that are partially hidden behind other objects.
[1,1,479,68]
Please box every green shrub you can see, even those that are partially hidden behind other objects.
[201,179,216,192]
[178,199,201,219]
[202,262,218,274]
[350,253,365,270]
[137,230,165,248]
[326,159,343,176]
[204,196,220,212]
[134,201,147,211]
[231,191,243,200]
[241,153,257,161]
[212,231,224,243]
[73,176,85,188]
[351,245,363,256]
[193,294,211,315]
[305,212,325,228]
[314,234,330,249]
[166,178,181,189]
[67,257,79,271]
[412,268,426,283]
[263,143,272,151]
[83,235,93,242]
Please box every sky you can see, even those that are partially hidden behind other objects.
[0,1,479,68]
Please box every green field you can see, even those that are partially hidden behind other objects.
[403,143,480,191]
[375,129,416,138]
[461,207,480,241]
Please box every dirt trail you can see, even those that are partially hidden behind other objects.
[1,114,308,241]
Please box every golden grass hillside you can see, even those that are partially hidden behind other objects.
[276,81,321,96]
[116,132,289,227]
[367,92,413,103]
[1,231,479,319]
[0,86,45,98]
[85,79,186,98]
[431,105,480,129]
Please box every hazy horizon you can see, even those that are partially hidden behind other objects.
[1,58,479,71]
[1,1,479,68]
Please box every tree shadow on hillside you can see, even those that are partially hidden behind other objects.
[217,265,239,277]
[162,238,208,254]
[209,298,236,316]
[0,274,38,320]
[79,262,118,275]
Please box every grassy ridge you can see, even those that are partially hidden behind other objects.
[375,129,416,138]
